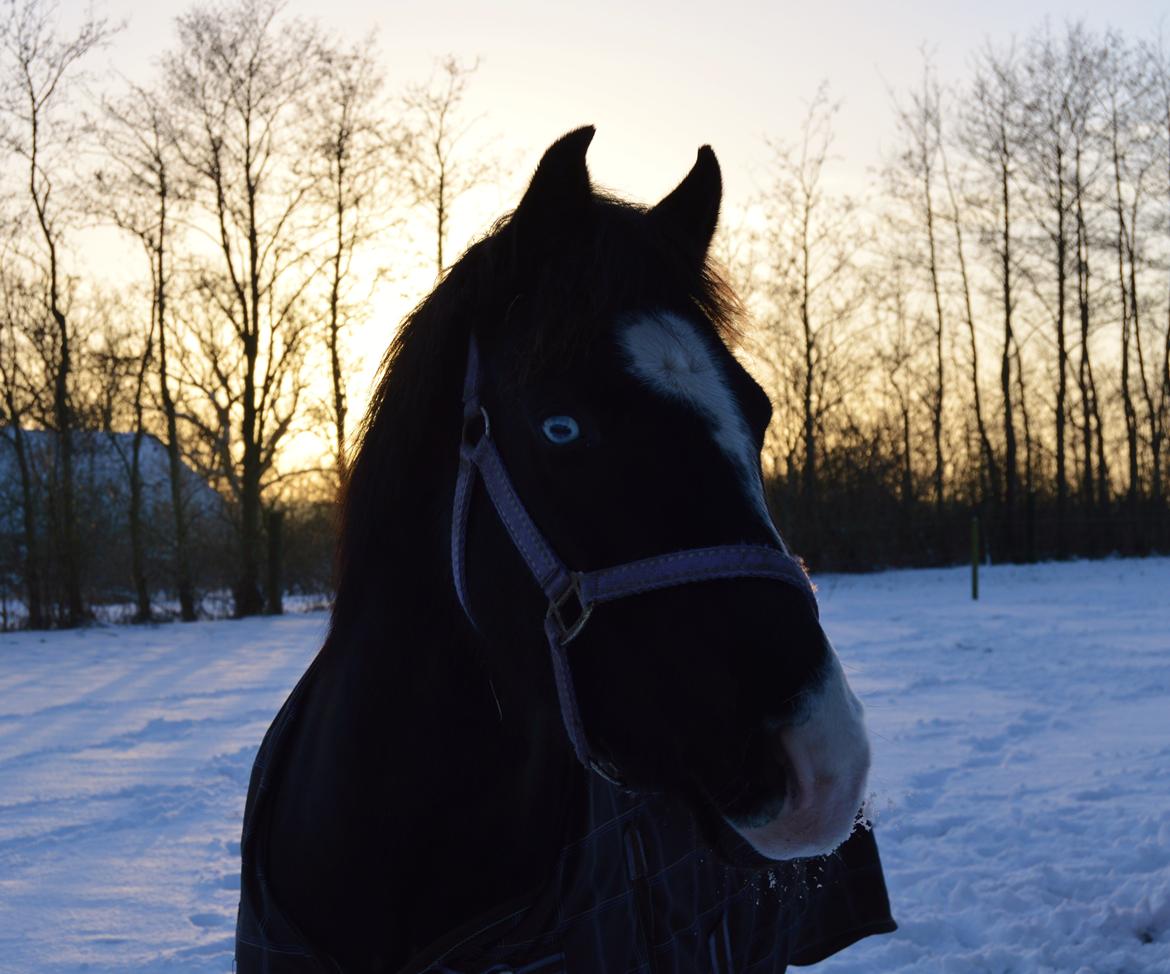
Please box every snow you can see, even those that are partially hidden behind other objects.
[1,558,1168,972]
[819,557,1170,974]
[0,615,324,973]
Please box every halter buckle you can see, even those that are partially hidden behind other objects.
[547,573,592,644]
[461,405,491,447]
[589,756,626,787]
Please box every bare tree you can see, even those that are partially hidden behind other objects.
[1018,25,1076,555]
[1067,47,1111,523]
[303,35,394,480]
[873,254,920,546]
[3,6,1169,605]
[1102,36,1151,543]
[401,56,494,277]
[0,256,45,626]
[1146,35,1170,514]
[888,53,948,521]
[757,87,867,549]
[96,84,199,619]
[88,302,154,621]
[163,0,324,616]
[939,103,1000,509]
[1011,333,1037,559]
[963,42,1025,555]
[0,0,118,625]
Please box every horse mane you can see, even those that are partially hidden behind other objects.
[331,193,742,633]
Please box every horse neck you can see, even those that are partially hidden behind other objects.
[269,516,577,970]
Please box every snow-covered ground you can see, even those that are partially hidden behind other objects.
[0,614,325,973]
[0,559,1168,973]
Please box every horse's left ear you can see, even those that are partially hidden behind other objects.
[648,145,722,268]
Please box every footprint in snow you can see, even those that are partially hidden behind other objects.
[189,912,229,928]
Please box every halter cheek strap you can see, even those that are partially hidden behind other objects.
[451,335,818,785]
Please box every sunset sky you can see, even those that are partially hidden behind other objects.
[82,0,1170,211]
[56,0,1170,458]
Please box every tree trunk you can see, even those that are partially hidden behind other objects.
[799,204,818,530]
[236,141,264,618]
[923,170,946,523]
[329,161,348,481]
[30,125,83,624]
[265,508,284,615]
[900,400,914,551]
[1157,84,1170,540]
[7,427,45,629]
[154,188,197,622]
[1074,145,1096,550]
[129,321,154,624]
[1111,108,1140,553]
[999,136,1018,559]
[129,432,151,623]
[1013,339,1036,562]
[1054,142,1069,558]
[237,335,264,617]
[1127,192,1156,555]
[942,149,998,508]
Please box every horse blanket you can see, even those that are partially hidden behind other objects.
[235,662,896,973]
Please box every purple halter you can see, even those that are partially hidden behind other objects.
[451,334,818,784]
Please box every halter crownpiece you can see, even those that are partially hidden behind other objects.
[451,333,818,785]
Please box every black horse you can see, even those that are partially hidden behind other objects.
[235,127,895,973]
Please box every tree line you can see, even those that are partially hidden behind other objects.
[1,3,1167,628]
[0,0,488,626]
[739,26,1170,569]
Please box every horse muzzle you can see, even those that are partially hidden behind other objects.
[725,647,871,860]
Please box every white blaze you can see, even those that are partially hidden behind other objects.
[621,312,871,860]
[619,312,779,541]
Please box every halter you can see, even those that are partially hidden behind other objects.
[451,334,818,785]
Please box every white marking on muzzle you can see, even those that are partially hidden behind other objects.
[734,645,871,860]
[619,312,780,542]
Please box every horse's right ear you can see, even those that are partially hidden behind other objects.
[512,126,595,264]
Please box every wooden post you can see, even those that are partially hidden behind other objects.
[971,515,980,601]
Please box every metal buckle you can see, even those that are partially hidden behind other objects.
[546,573,592,644]
[461,405,491,446]
[590,756,626,787]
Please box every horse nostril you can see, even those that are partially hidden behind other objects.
[717,726,790,829]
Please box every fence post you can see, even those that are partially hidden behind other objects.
[971,515,980,601]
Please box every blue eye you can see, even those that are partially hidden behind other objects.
[541,415,580,445]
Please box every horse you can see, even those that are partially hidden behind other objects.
[235,127,895,973]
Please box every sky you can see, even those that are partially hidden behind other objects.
[53,0,1170,462]
[84,0,1170,209]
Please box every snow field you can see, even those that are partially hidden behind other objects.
[0,616,324,973]
[0,558,1167,972]
[818,558,1170,974]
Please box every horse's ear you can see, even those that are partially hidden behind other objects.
[648,145,721,269]
[512,126,595,262]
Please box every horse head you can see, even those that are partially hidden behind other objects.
[459,127,870,860]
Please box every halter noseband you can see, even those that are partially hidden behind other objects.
[451,334,818,785]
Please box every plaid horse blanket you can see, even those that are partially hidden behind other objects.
[235,671,896,973]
